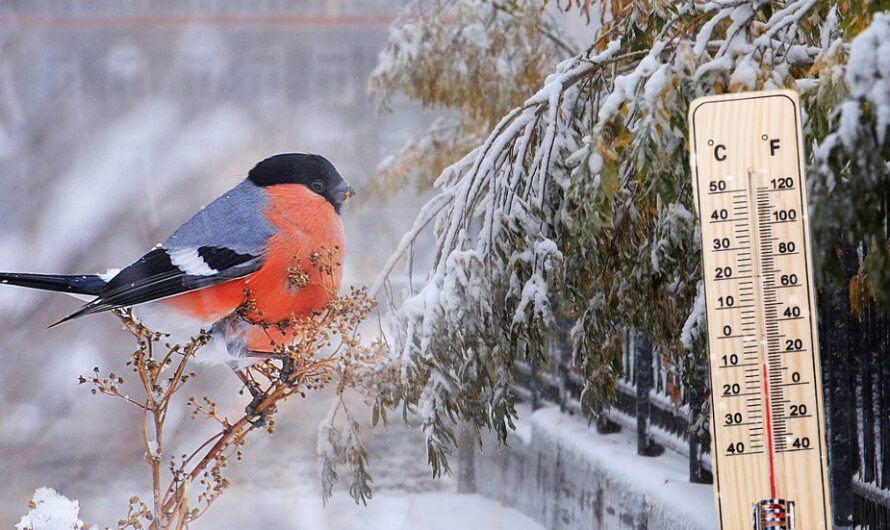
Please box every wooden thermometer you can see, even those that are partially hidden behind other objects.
[688,90,832,530]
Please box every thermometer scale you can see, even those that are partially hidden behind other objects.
[688,91,831,530]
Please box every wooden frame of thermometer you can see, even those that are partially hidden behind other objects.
[688,90,832,530]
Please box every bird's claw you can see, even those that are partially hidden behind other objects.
[244,383,267,427]
[246,412,266,428]
[278,356,298,387]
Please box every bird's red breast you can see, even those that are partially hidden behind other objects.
[163,184,345,352]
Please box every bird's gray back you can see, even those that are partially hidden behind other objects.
[163,180,275,255]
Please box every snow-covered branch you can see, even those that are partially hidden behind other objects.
[372,0,884,473]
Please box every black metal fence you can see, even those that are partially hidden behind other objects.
[821,275,890,529]
[513,283,890,529]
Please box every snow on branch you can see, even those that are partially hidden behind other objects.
[809,12,890,306]
[371,0,875,473]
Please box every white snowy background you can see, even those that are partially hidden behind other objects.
[0,2,540,528]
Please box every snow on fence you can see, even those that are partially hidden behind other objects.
[514,277,890,529]
[513,329,712,487]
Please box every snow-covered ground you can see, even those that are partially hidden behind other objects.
[13,396,541,530]
[196,492,542,530]
[17,487,541,530]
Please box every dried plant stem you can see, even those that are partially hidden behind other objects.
[78,248,386,529]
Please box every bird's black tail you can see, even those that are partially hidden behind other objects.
[0,272,106,297]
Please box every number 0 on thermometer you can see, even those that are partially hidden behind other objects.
[689,90,831,530]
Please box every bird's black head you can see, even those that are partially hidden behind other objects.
[247,153,355,214]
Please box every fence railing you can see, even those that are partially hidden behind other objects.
[513,282,890,529]
[513,329,713,482]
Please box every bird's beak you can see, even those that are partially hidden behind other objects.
[340,182,356,204]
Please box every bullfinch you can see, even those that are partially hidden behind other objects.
[0,153,354,383]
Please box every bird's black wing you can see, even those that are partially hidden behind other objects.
[51,246,262,327]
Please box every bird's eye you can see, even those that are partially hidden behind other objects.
[310,180,324,193]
